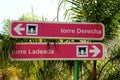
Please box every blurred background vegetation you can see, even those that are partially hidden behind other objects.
[0,0,120,80]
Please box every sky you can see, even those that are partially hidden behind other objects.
[0,0,65,33]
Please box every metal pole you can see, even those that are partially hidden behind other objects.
[74,61,79,80]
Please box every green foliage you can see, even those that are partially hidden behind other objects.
[65,0,120,40]
[38,61,72,80]
[19,13,47,22]
[0,10,74,79]
[2,19,11,35]
[1,0,120,80]
[64,0,120,80]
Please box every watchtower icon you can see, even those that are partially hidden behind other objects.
[76,46,88,57]
[26,24,38,35]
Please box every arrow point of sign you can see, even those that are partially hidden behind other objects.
[90,46,100,57]
[14,23,25,35]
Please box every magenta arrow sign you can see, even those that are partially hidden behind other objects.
[10,21,104,40]
[10,43,104,60]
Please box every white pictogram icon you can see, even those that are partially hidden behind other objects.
[26,24,38,35]
[76,46,88,57]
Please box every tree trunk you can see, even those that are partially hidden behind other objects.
[92,60,97,80]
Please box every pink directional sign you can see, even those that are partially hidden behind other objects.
[10,43,104,60]
[10,21,104,39]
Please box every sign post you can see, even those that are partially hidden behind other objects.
[74,61,80,80]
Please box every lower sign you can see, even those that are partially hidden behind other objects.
[10,43,104,60]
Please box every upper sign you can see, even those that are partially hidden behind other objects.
[10,43,104,60]
[10,21,105,39]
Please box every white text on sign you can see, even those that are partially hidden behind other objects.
[60,28,101,34]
